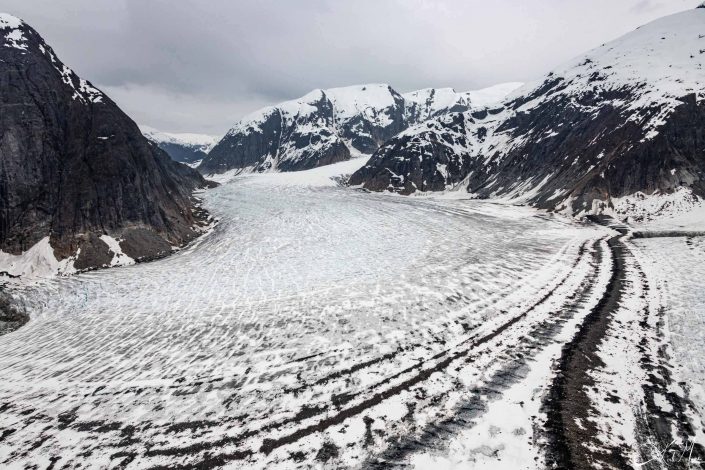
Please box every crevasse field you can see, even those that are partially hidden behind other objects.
[0,160,702,469]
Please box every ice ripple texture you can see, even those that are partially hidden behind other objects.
[636,237,705,418]
[0,174,595,467]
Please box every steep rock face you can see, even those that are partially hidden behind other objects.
[200,85,404,174]
[141,126,217,165]
[0,14,212,271]
[199,83,521,174]
[350,9,705,218]
[350,112,492,194]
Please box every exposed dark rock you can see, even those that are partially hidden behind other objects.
[314,441,339,463]
[349,113,477,194]
[0,286,28,335]
[73,234,113,271]
[118,228,173,262]
[202,107,287,173]
[482,92,705,213]
[0,15,214,270]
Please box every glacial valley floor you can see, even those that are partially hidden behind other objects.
[0,160,703,469]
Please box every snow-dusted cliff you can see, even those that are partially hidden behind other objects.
[199,83,521,174]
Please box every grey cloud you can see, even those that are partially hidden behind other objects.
[631,0,664,12]
[1,0,694,134]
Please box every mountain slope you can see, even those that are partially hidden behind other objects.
[141,126,217,165]
[0,13,213,275]
[402,82,522,122]
[350,8,705,220]
[199,83,521,175]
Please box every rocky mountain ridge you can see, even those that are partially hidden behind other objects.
[198,83,521,174]
[349,8,705,221]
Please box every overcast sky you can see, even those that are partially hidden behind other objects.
[2,0,695,135]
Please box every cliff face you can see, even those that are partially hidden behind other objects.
[0,14,213,272]
[349,9,705,219]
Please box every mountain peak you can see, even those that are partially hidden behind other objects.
[0,12,23,29]
[0,13,211,272]
[0,12,28,51]
[1,13,107,104]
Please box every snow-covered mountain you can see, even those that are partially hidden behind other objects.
[0,13,211,275]
[350,7,705,220]
[198,83,521,174]
[403,82,523,122]
[141,126,217,166]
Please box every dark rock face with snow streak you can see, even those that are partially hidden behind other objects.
[200,85,405,174]
[349,112,481,194]
[350,9,705,217]
[484,87,705,214]
[204,90,359,173]
[0,15,212,268]
[199,83,521,174]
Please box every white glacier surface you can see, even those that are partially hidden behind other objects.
[3,166,690,468]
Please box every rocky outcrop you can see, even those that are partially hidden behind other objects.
[0,14,214,272]
[0,286,27,335]
[349,112,483,194]
[199,83,521,175]
[349,9,705,219]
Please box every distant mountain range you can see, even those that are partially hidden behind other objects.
[0,13,212,274]
[198,83,521,174]
[350,8,705,220]
[141,126,217,166]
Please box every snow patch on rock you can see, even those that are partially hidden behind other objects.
[0,237,76,280]
[0,12,22,30]
[0,13,27,50]
[99,235,135,268]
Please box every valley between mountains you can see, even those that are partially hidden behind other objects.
[1,5,705,470]
[1,160,703,468]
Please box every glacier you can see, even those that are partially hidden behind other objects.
[0,161,703,467]
[0,162,600,467]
